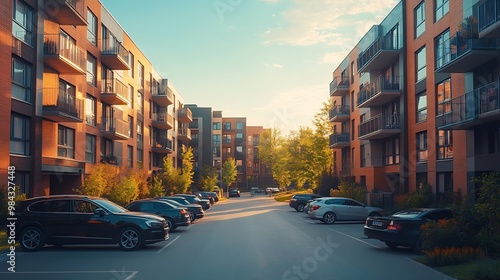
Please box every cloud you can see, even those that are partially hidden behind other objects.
[262,0,399,46]
[265,62,284,69]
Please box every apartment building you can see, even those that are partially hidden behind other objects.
[330,0,500,202]
[186,105,214,184]
[3,0,191,197]
[222,117,247,189]
[246,126,273,188]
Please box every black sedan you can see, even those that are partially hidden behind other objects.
[126,199,191,230]
[364,208,453,252]
[156,197,205,221]
[175,194,211,210]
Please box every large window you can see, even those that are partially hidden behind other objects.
[223,122,231,130]
[85,134,96,163]
[384,138,400,165]
[86,53,97,86]
[138,62,144,88]
[417,131,428,162]
[128,52,134,78]
[236,133,243,139]
[416,91,427,122]
[213,134,221,145]
[415,2,425,38]
[128,85,134,108]
[58,125,75,159]
[137,148,143,166]
[86,94,96,126]
[437,79,451,116]
[223,134,231,144]
[360,145,366,167]
[128,115,134,138]
[416,47,427,81]
[127,145,133,168]
[236,122,243,130]
[10,113,30,156]
[435,30,450,69]
[437,130,453,159]
[137,120,143,144]
[12,57,32,103]
[435,0,449,22]
[87,9,97,45]
[12,0,33,46]
[213,122,220,130]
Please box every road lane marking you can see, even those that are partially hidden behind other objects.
[157,235,180,253]
[333,230,382,249]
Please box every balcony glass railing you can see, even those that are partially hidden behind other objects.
[43,34,86,71]
[329,105,350,119]
[329,76,350,95]
[101,78,128,99]
[478,0,500,33]
[42,88,82,119]
[329,133,350,146]
[357,76,399,105]
[101,38,128,62]
[154,139,173,150]
[358,114,400,137]
[101,117,128,136]
[357,34,400,70]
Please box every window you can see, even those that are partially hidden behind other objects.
[12,57,32,103]
[435,30,450,69]
[137,120,143,143]
[127,145,133,168]
[236,133,243,139]
[86,94,96,126]
[213,122,220,130]
[85,134,96,163]
[137,91,143,115]
[415,2,425,38]
[213,134,221,145]
[435,0,449,22]
[87,9,97,45]
[223,122,231,130]
[351,91,355,112]
[223,134,231,144]
[138,62,144,88]
[58,125,75,158]
[417,131,428,162]
[213,146,220,157]
[360,145,366,167]
[10,113,30,155]
[437,172,453,200]
[416,91,427,122]
[351,119,355,140]
[59,80,77,115]
[385,138,400,165]
[13,171,30,195]
[437,79,451,116]
[74,200,98,213]
[128,116,133,138]
[46,200,71,212]
[128,52,134,77]
[236,146,243,153]
[416,47,427,82]
[437,130,453,159]
[86,53,97,86]
[137,148,143,166]
[12,0,33,46]
[128,85,134,108]
[236,122,243,130]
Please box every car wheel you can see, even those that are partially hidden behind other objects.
[20,227,45,252]
[188,212,195,222]
[323,212,336,224]
[166,218,176,230]
[413,238,423,254]
[368,212,382,217]
[118,227,142,251]
[385,241,398,249]
[297,204,305,212]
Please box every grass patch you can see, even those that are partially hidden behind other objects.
[434,258,500,280]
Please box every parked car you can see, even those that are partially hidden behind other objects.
[175,194,211,210]
[126,199,190,230]
[15,195,169,252]
[228,189,240,197]
[195,192,216,205]
[364,208,454,252]
[307,197,383,224]
[304,199,319,214]
[289,194,323,212]
[156,197,204,221]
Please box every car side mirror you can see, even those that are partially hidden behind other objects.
[94,208,107,216]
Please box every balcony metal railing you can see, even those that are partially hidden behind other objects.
[43,33,86,71]
[329,76,350,96]
[178,107,193,122]
[329,133,350,146]
[358,114,400,138]
[178,126,191,139]
[153,138,173,151]
[478,0,500,34]
[152,112,174,126]
[101,78,128,102]
[357,76,400,106]
[329,105,350,120]
[101,117,129,137]
[42,0,86,26]
[42,88,82,120]
[102,37,128,60]
[357,34,401,71]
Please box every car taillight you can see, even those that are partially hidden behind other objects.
[386,220,402,231]
[180,209,187,215]
[311,205,321,211]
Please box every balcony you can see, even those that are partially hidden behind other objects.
[153,85,174,107]
[178,107,193,123]
[358,114,400,140]
[178,126,192,142]
[329,133,350,149]
[478,0,500,38]
[152,112,174,129]
[329,76,350,96]
[100,79,129,105]
[101,117,129,140]
[357,76,400,108]
[153,139,173,154]
[43,34,86,74]
[42,88,83,122]
[436,80,500,130]
[100,155,118,165]
[329,105,350,122]
[357,34,401,73]
[436,35,499,73]
[43,0,86,26]
[101,38,129,70]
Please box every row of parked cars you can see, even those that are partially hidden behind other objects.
[13,191,219,252]
[289,194,453,252]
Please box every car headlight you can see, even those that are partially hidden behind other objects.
[145,220,163,228]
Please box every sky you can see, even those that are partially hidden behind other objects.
[99,0,398,135]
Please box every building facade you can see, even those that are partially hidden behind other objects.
[222,117,247,189]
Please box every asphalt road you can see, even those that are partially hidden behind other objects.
[0,193,455,280]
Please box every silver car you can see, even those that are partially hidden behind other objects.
[307,197,383,224]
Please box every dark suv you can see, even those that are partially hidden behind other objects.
[15,195,169,252]
[289,194,323,212]
[126,199,190,230]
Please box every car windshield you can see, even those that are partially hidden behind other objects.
[94,198,128,213]
[392,210,425,218]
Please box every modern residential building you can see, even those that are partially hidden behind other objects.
[186,105,214,184]
[222,117,247,189]
[212,110,223,185]
[246,126,273,188]
[3,0,191,197]
[329,0,500,203]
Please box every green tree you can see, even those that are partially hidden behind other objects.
[149,176,166,197]
[162,156,181,195]
[258,128,291,189]
[76,163,118,196]
[222,158,237,196]
[178,146,194,194]
[312,98,334,138]
[198,164,218,191]
[107,175,139,206]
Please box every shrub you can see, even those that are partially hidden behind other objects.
[106,176,139,206]
[331,179,366,204]
[423,246,486,267]
[420,218,476,251]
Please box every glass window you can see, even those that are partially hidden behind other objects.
[12,57,32,103]
[58,125,75,159]
[416,46,427,81]
[128,52,134,78]
[74,200,98,213]
[85,134,96,163]
[223,134,231,143]
[360,145,366,167]
[128,85,134,108]
[435,0,449,22]
[437,130,453,159]
[437,79,451,116]
[87,9,97,45]
[138,62,144,88]
[128,116,134,138]
[10,113,30,156]
[137,120,143,143]
[236,122,243,129]
[223,122,231,130]
[417,131,428,162]
[86,53,97,86]
[13,171,30,195]
[137,148,143,165]
[213,134,221,145]
[384,138,400,165]
[46,200,71,212]
[435,30,450,69]
[236,146,243,153]
[86,94,96,126]
[416,91,427,122]
[236,133,243,139]
[12,0,33,46]
[127,145,133,168]
[213,122,220,130]
[415,2,425,38]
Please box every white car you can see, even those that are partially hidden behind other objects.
[307,197,383,224]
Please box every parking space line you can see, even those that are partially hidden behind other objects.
[333,230,382,249]
[157,235,180,253]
